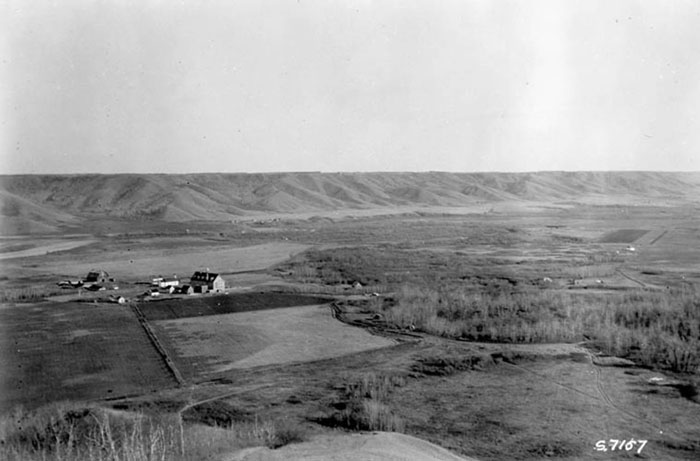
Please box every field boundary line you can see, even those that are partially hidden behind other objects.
[330,302,423,340]
[129,302,186,387]
[616,268,646,288]
[649,229,668,246]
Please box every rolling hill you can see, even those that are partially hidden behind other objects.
[1,171,699,234]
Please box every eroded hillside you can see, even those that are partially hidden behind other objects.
[1,171,700,234]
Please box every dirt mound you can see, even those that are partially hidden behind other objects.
[225,431,476,461]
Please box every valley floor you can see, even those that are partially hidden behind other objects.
[1,204,699,460]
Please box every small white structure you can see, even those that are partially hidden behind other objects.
[153,275,179,288]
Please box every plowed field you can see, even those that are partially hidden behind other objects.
[0,302,175,412]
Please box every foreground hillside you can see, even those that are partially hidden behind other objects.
[1,171,699,234]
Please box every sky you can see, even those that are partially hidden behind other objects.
[2,0,700,174]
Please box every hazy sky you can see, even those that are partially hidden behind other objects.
[2,0,700,174]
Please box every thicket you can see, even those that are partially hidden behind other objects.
[278,246,630,291]
[318,373,405,432]
[0,286,62,303]
[0,402,305,461]
[380,285,700,373]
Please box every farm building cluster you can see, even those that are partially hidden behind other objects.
[147,271,225,297]
[56,270,117,291]
[57,269,226,299]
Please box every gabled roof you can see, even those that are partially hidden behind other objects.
[191,271,221,282]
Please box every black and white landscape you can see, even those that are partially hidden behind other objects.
[2,1,700,460]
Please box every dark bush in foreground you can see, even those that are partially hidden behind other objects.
[0,402,302,461]
[317,373,405,433]
[265,419,308,449]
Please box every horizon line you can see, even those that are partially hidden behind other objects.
[1,170,700,177]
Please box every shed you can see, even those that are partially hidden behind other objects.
[160,276,180,288]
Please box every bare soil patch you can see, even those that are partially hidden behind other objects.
[226,431,475,461]
[598,229,649,243]
[139,292,331,321]
[0,239,95,260]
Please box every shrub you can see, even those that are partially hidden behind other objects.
[318,373,405,433]
[0,403,179,461]
[265,419,307,449]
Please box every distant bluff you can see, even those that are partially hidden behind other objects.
[1,171,699,231]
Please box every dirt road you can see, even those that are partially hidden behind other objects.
[0,239,95,260]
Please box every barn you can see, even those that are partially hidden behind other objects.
[85,270,112,283]
[190,271,225,293]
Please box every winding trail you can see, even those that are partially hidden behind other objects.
[502,351,682,440]
[0,239,95,260]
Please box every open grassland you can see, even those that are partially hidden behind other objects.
[158,336,699,461]
[0,240,309,281]
[153,304,396,378]
[0,302,176,413]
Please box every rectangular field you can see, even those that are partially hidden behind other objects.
[153,305,396,379]
[139,292,331,321]
[0,302,176,412]
[598,229,649,243]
